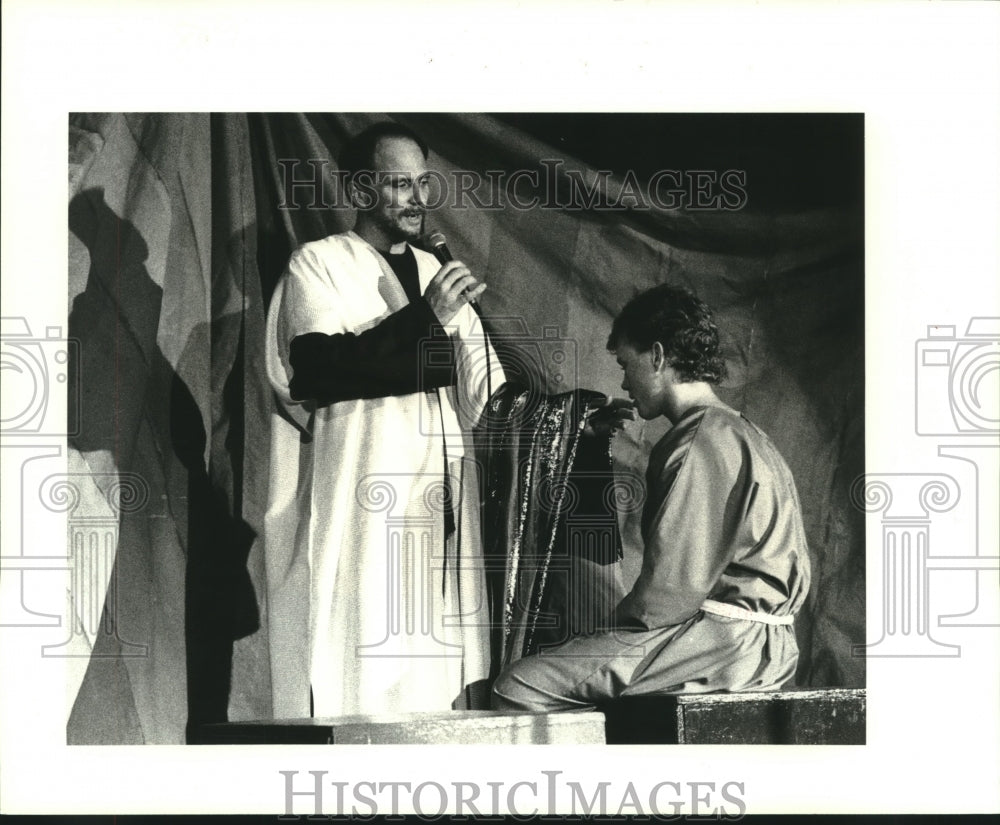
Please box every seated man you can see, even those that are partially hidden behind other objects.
[492,284,811,712]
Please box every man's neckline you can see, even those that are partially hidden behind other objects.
[674,402,738,423]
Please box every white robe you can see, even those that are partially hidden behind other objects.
[264,231,503,717]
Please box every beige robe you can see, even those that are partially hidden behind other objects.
[492,404,811,711]
[264,231,503,717]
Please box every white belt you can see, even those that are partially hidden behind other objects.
[700,599,795,626]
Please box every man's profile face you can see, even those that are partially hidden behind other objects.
[357,136,432,246]
[614,339,676,420]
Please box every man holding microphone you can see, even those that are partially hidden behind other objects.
[264,122,504,718]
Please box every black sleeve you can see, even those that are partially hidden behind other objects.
[288,297,456,404]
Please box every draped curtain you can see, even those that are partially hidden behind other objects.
[66,112,864,744]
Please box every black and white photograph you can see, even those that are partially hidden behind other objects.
[59,111,864,752]
[2,1,998,819]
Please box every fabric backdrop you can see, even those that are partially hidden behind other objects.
[66,112,864,744]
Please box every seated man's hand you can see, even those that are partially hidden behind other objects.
[584,397,635,438]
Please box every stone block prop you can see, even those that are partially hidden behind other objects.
[601,688,866,745]
[193,709,607,745]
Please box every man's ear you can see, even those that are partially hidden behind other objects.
[651,341,666,371]
[347,178,374,210]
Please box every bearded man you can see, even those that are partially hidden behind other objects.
[265,122,504,717]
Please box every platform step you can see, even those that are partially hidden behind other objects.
[193,709,607,745]
[601,688,865,745]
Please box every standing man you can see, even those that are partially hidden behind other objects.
[265,122,504,717]
[493,284,811,711]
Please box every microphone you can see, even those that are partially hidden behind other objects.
[425,231,453,264]
[424,231,479,308]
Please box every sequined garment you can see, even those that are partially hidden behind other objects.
[478,384,624,673]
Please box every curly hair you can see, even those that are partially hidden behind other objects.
[607,284,727,384]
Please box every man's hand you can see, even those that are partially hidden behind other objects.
[424,260,486,324]
[584,397,636,438]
